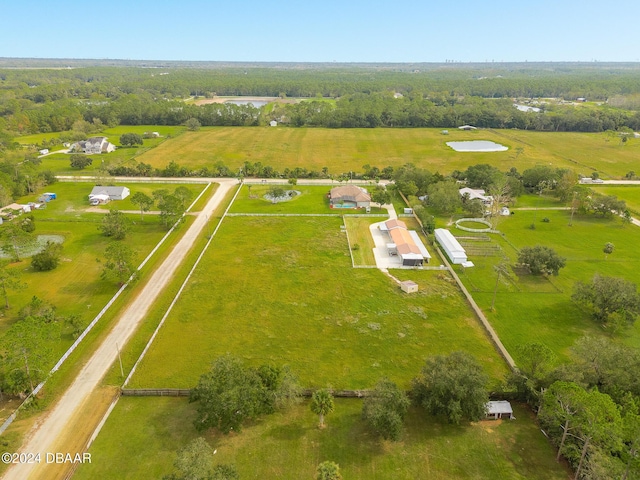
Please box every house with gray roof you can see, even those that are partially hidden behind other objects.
[71,137,116,154]
[89,186,130,202]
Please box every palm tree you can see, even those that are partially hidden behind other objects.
[311,388,334,428]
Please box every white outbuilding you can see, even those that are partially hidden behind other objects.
[89,186,130,202]
[434,228,467,264]
[486,401,514,420]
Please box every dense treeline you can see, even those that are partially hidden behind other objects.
[2,64,640,137]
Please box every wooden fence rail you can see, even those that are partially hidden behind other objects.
[120,388,372,398]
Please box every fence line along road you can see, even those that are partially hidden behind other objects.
[4,179,238,480]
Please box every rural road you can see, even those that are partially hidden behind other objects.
[4,179,237,480]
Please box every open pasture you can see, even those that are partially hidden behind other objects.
[136,127,639,178]
[127,216,507,390]
[75,397,568,480]
[450,208,640,361]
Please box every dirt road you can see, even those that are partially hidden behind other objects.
[3,179,237,480]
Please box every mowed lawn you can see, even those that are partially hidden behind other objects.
[127,216,508,390]
[135,127,640,178]
[75,397,568,480]
[593,185,640,215]
[450,208,640,363]
[230,184,386,215]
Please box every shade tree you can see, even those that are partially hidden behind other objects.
[411,351,488,424]
[572,274,640,327]
[517,245,566,276]
[31,240,63,271]
[130,191,154,220]
[99,209,130,240]
[190,355,301,434]
[362,377,410,441]
[101,242,137,286]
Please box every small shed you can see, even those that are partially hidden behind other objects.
[269,120,277,127]
[486,401,514,420]
[400,280,418,293]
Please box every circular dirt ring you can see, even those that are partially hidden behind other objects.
[455,218,492,233]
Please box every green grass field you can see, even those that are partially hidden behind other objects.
[593,185,640,215]
[75,397,568,480]
[449,208,640,363]
[126,216,507,390]
[134,127,640,178]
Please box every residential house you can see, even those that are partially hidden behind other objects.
[329,185,371,208]
[71,137,116,154]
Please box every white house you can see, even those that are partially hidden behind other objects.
[434,228,467,264]
[269,120,278,127]
[89,186,130,202]
[71,137,116,154]
[459,187,493,206]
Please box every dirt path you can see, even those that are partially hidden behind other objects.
[3,179,237,480]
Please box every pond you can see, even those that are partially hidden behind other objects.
[0,234,64,259]
[224,100,269,108]
[446,140,508,152]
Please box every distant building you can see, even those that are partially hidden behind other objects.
[269,120,277,127]
[71,137,116,154]
[39,149,49,155]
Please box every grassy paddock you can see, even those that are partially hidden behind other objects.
[127,216,507,390]
[450,208,640,362]
[343,216,379,266]
[135,127,640,178]
[75,397,568,480]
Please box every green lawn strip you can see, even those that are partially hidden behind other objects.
[100,185,239,388]
[135,127,639,178]
[230,184,385,215]
[511,193,567,208]
[593,185,640,215]
[75,397,567,480]
[126,216,507,390]
[343,216,380,266]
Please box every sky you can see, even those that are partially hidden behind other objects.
[1,0,639,63]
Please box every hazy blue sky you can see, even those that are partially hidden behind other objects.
[1,0,638,62]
